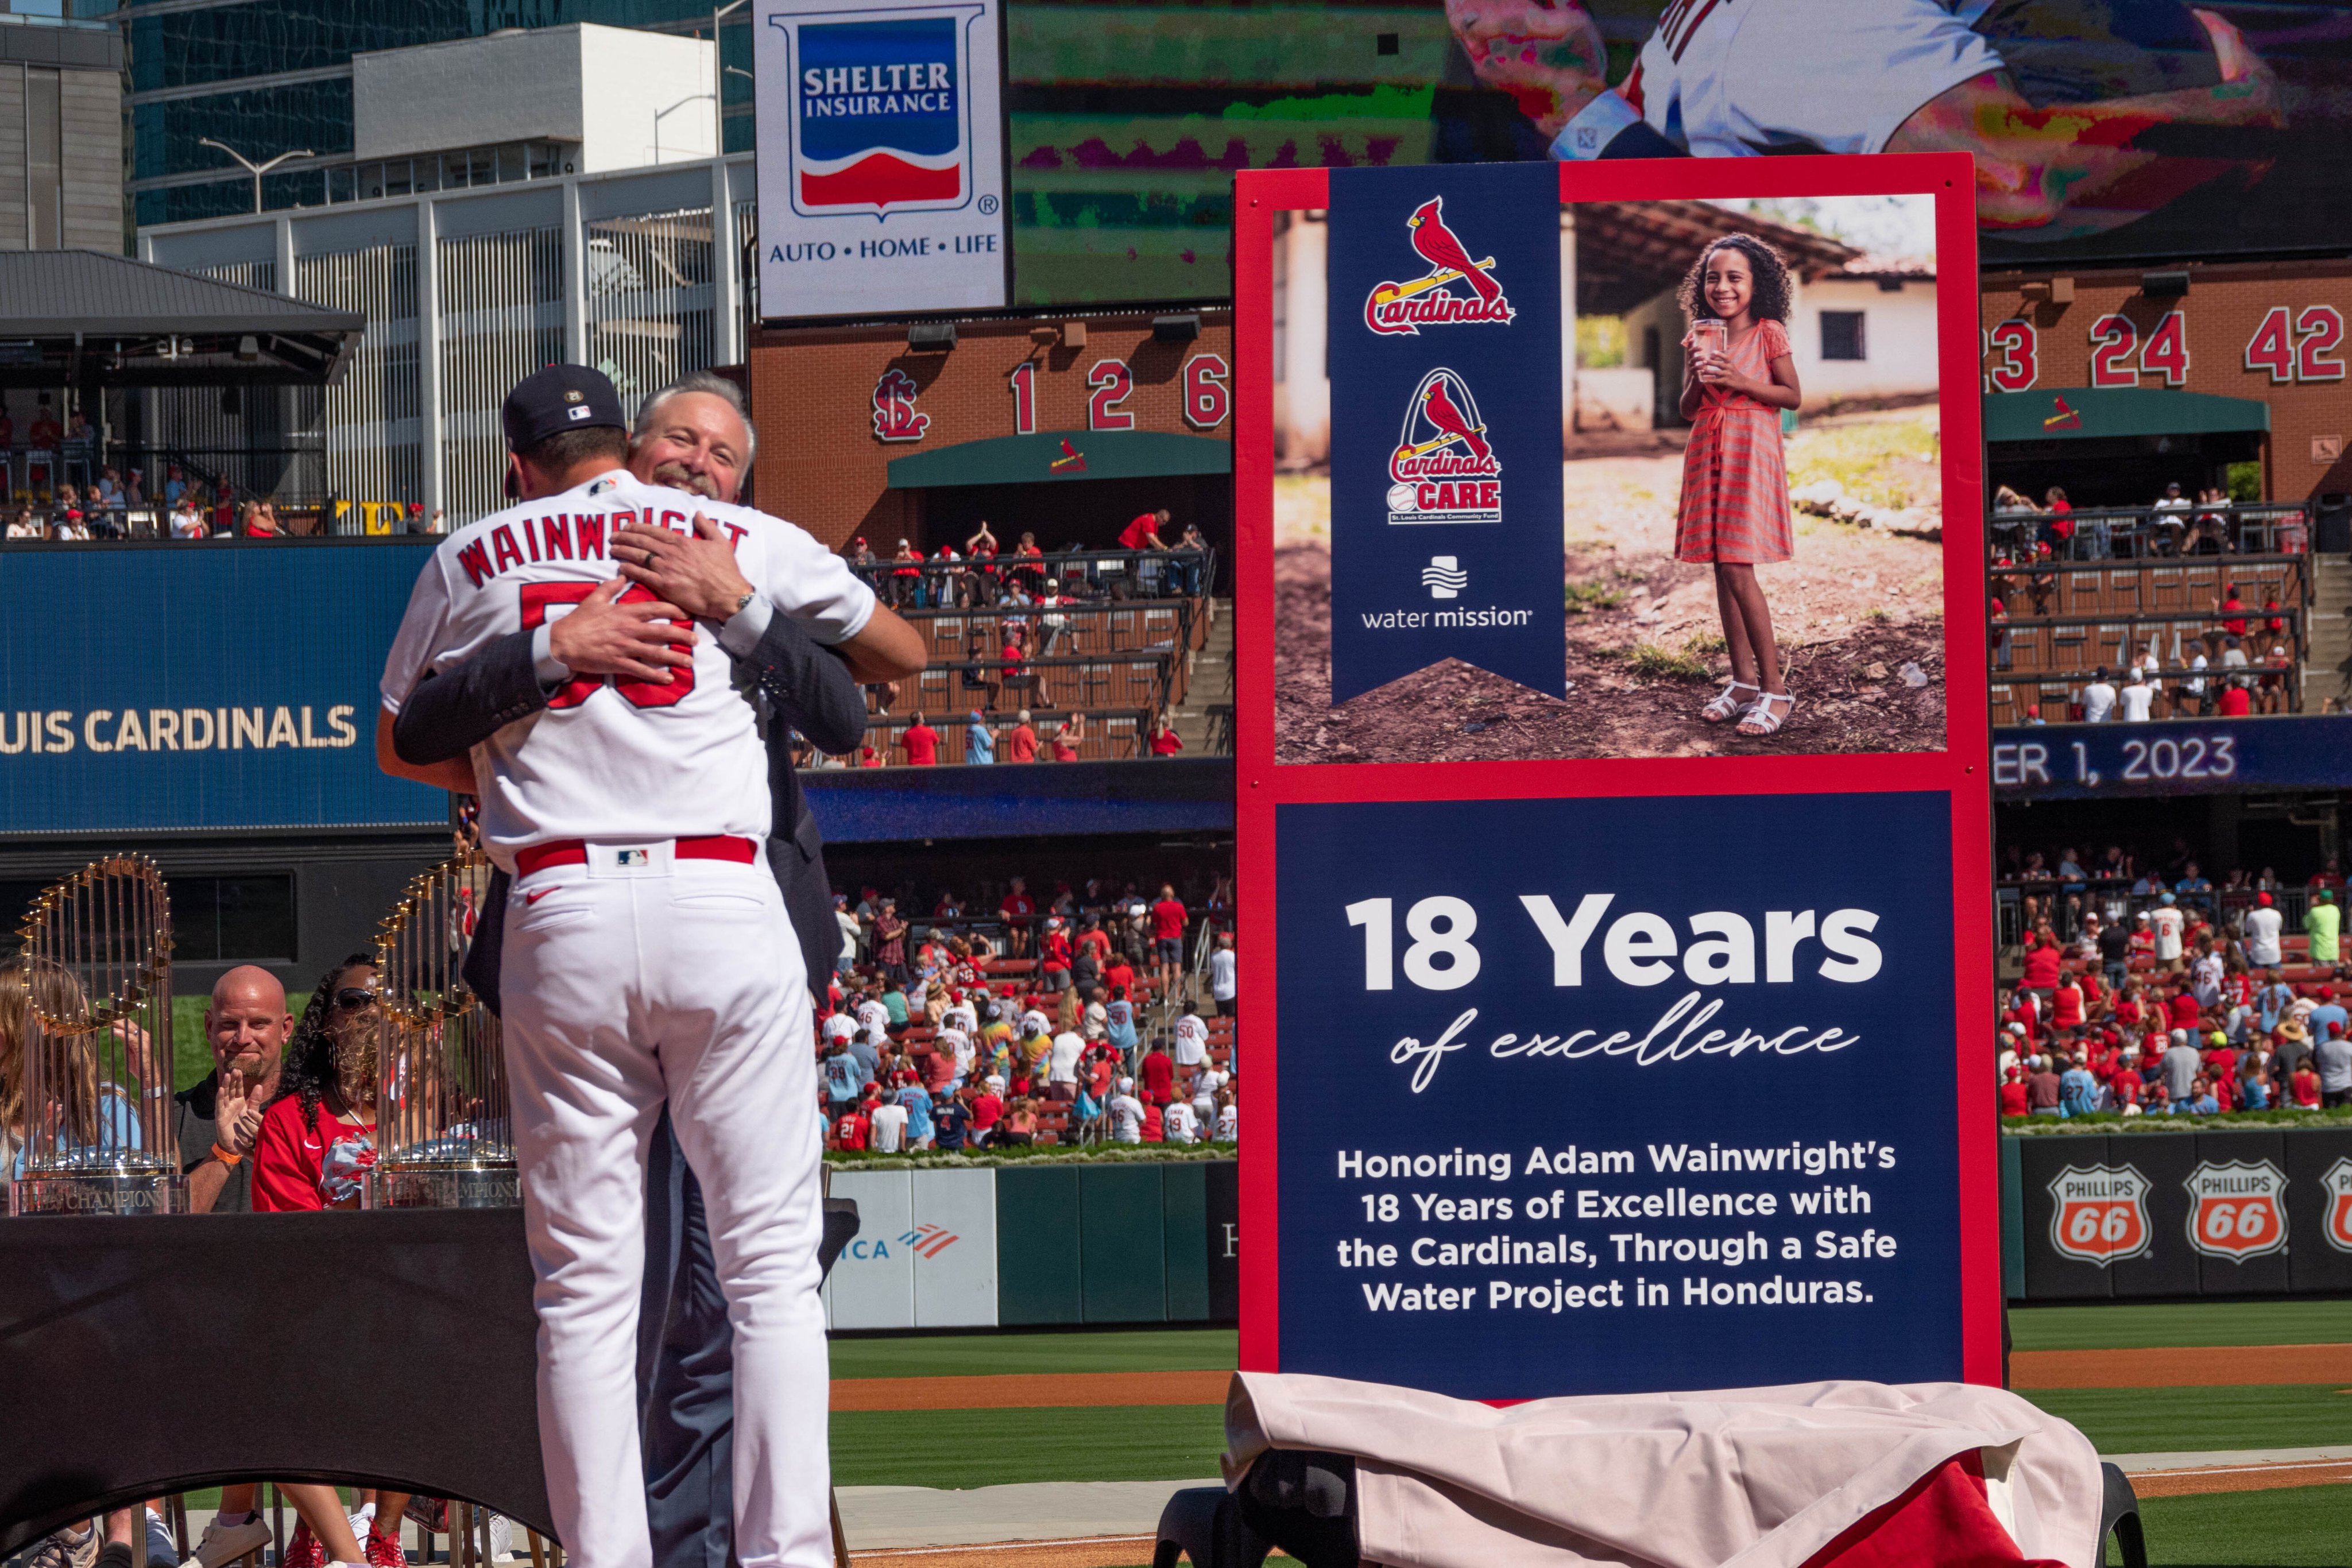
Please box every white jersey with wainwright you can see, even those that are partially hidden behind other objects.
[380,469,875,868]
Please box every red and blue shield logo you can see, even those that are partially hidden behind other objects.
[793,17,968,217]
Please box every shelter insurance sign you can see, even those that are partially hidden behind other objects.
[755,0,1010,320]
[1233,152,1996,1400]
[1326,164,1564,702]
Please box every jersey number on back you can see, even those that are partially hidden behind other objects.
[519,583,695,710]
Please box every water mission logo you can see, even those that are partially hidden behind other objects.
[1363,196,1515,336]
[1387,368,1502,525]
[792,16,969,218]
[1422,556,1467,599]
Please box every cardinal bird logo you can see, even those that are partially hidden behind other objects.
[1365,195,1515,336]
[1388,367,1503,525]
[2043,395,2083,431]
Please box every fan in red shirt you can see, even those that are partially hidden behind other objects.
[1119,509,1170,552]
[999,876,1036,956]
[1148,713,1184,756]
[2218,683,2252,717]
[1150,882,1188,996]
[2049,977,2084,1032]
[970,1082,1005,1143]
[902,718,939,766]
[1140,1038,1176,1106]
[1997,1067,2030,1117]
[2018,936,2062,993]
[2167,987,2202,1032]
[833,1102,871,1151]
[1007,712,1039,764]
[1039,919,1074,991]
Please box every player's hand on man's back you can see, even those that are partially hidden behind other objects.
[613,512,754,624]
[548,575,694,684]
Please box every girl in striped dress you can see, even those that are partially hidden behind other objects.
[1676,234,1804,737]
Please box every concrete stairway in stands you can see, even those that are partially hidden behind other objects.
[1170,597,1234,753]
[2305,555,2352,711]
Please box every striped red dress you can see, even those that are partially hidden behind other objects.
[1675,317,1794,565]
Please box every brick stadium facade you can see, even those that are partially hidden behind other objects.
[1979,261,2352,506]
[744,308,1235,557]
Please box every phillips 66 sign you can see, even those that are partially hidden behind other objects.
[753,0,1011,320]
[2047,1165,2151,1266]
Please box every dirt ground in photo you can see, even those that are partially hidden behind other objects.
[1272,408,1948,765]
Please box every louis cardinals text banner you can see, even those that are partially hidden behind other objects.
[1273,792,1961,1397]
[1326,162,1565,702]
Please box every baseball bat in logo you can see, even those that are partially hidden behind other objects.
[2326,1158,2352,1254]
[1363,196,1516,336]
[1387,369,1502,525]
[2047,1164,2151,1265]
[2184,1159,2288,1260]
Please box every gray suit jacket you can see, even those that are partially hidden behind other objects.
[392,609,866,1008]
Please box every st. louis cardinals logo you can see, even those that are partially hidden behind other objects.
[2185,1159,2288,1260]
[2047,1164,2151,1265]
[1387,367,1502,525]
[2326,1158,2352,1254]
[1363,196,1515,336]
[872,368,930,442]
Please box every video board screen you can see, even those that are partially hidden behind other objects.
[1007,1,2352,305]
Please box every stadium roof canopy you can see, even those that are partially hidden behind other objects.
[1573,201,1861,316]
[0,250,361,388]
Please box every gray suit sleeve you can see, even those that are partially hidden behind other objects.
[392,628,546,766]
[740,608,868,757]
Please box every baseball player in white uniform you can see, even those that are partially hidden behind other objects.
[377,367,878,1568]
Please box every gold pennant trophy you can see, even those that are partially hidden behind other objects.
[373,848,518,1207]
[11,855,177,1215]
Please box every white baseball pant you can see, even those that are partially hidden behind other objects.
[500,842,827,1568]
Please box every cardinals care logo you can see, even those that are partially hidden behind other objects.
[1387,368,1501,525]
[872,368,930,442]
[2185,1159,2288,1260]
[2324,1158,2352,1254]
[2047,1163,2151,1266]
[1363,195,1515,336]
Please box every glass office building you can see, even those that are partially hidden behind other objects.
[125,0,752,226]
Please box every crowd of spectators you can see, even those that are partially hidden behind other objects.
[815,872,1237,1153]
[796,707,1186,768]
[1995,577,2299,722]
[845,514,1213,609]
[1991,482,2305,562]
[1998,846,2352,1116]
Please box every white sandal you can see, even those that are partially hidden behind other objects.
[1737,691,1795,737]
[1701,681,1760,723]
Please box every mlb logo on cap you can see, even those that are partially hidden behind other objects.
[502,364,626,450]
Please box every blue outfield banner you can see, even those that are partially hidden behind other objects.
[1992,716,2352,800]
[0,544,448,835]
[1325,162,1565,702]
[1274,793,1961,1397]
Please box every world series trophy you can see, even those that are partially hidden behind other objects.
[10,855,177,1215]
[372,849,517,1208]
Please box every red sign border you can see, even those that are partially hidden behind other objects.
[1233,152,1999,1392]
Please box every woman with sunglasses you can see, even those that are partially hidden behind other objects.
[247,955,420,1568]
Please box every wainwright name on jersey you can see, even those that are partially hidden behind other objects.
[380,469,875,866]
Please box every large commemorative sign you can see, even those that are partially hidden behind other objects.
[753,0,1010,319]
[1234,151,1999,1398]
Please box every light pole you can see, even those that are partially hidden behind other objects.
[653,94,715,165]
[713,0,749,156]
[198,138,314,215]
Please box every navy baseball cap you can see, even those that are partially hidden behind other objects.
[502,365,627,451]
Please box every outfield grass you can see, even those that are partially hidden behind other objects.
[830,1404,1226,1489]
[829,1327,1235,1380]
[2013,1300,2352,1352]
[2026,1385,2352,1456]
[2117,1482,2352,1566]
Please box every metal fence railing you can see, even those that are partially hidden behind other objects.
[1990,502,2308,562]
[853,548,1216,607]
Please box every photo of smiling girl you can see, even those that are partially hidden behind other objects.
[1677,234,1804,740]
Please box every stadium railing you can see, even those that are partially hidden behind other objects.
[1989,502,2308,561]
[841,706,1157,764]
[852,548,1217,606]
